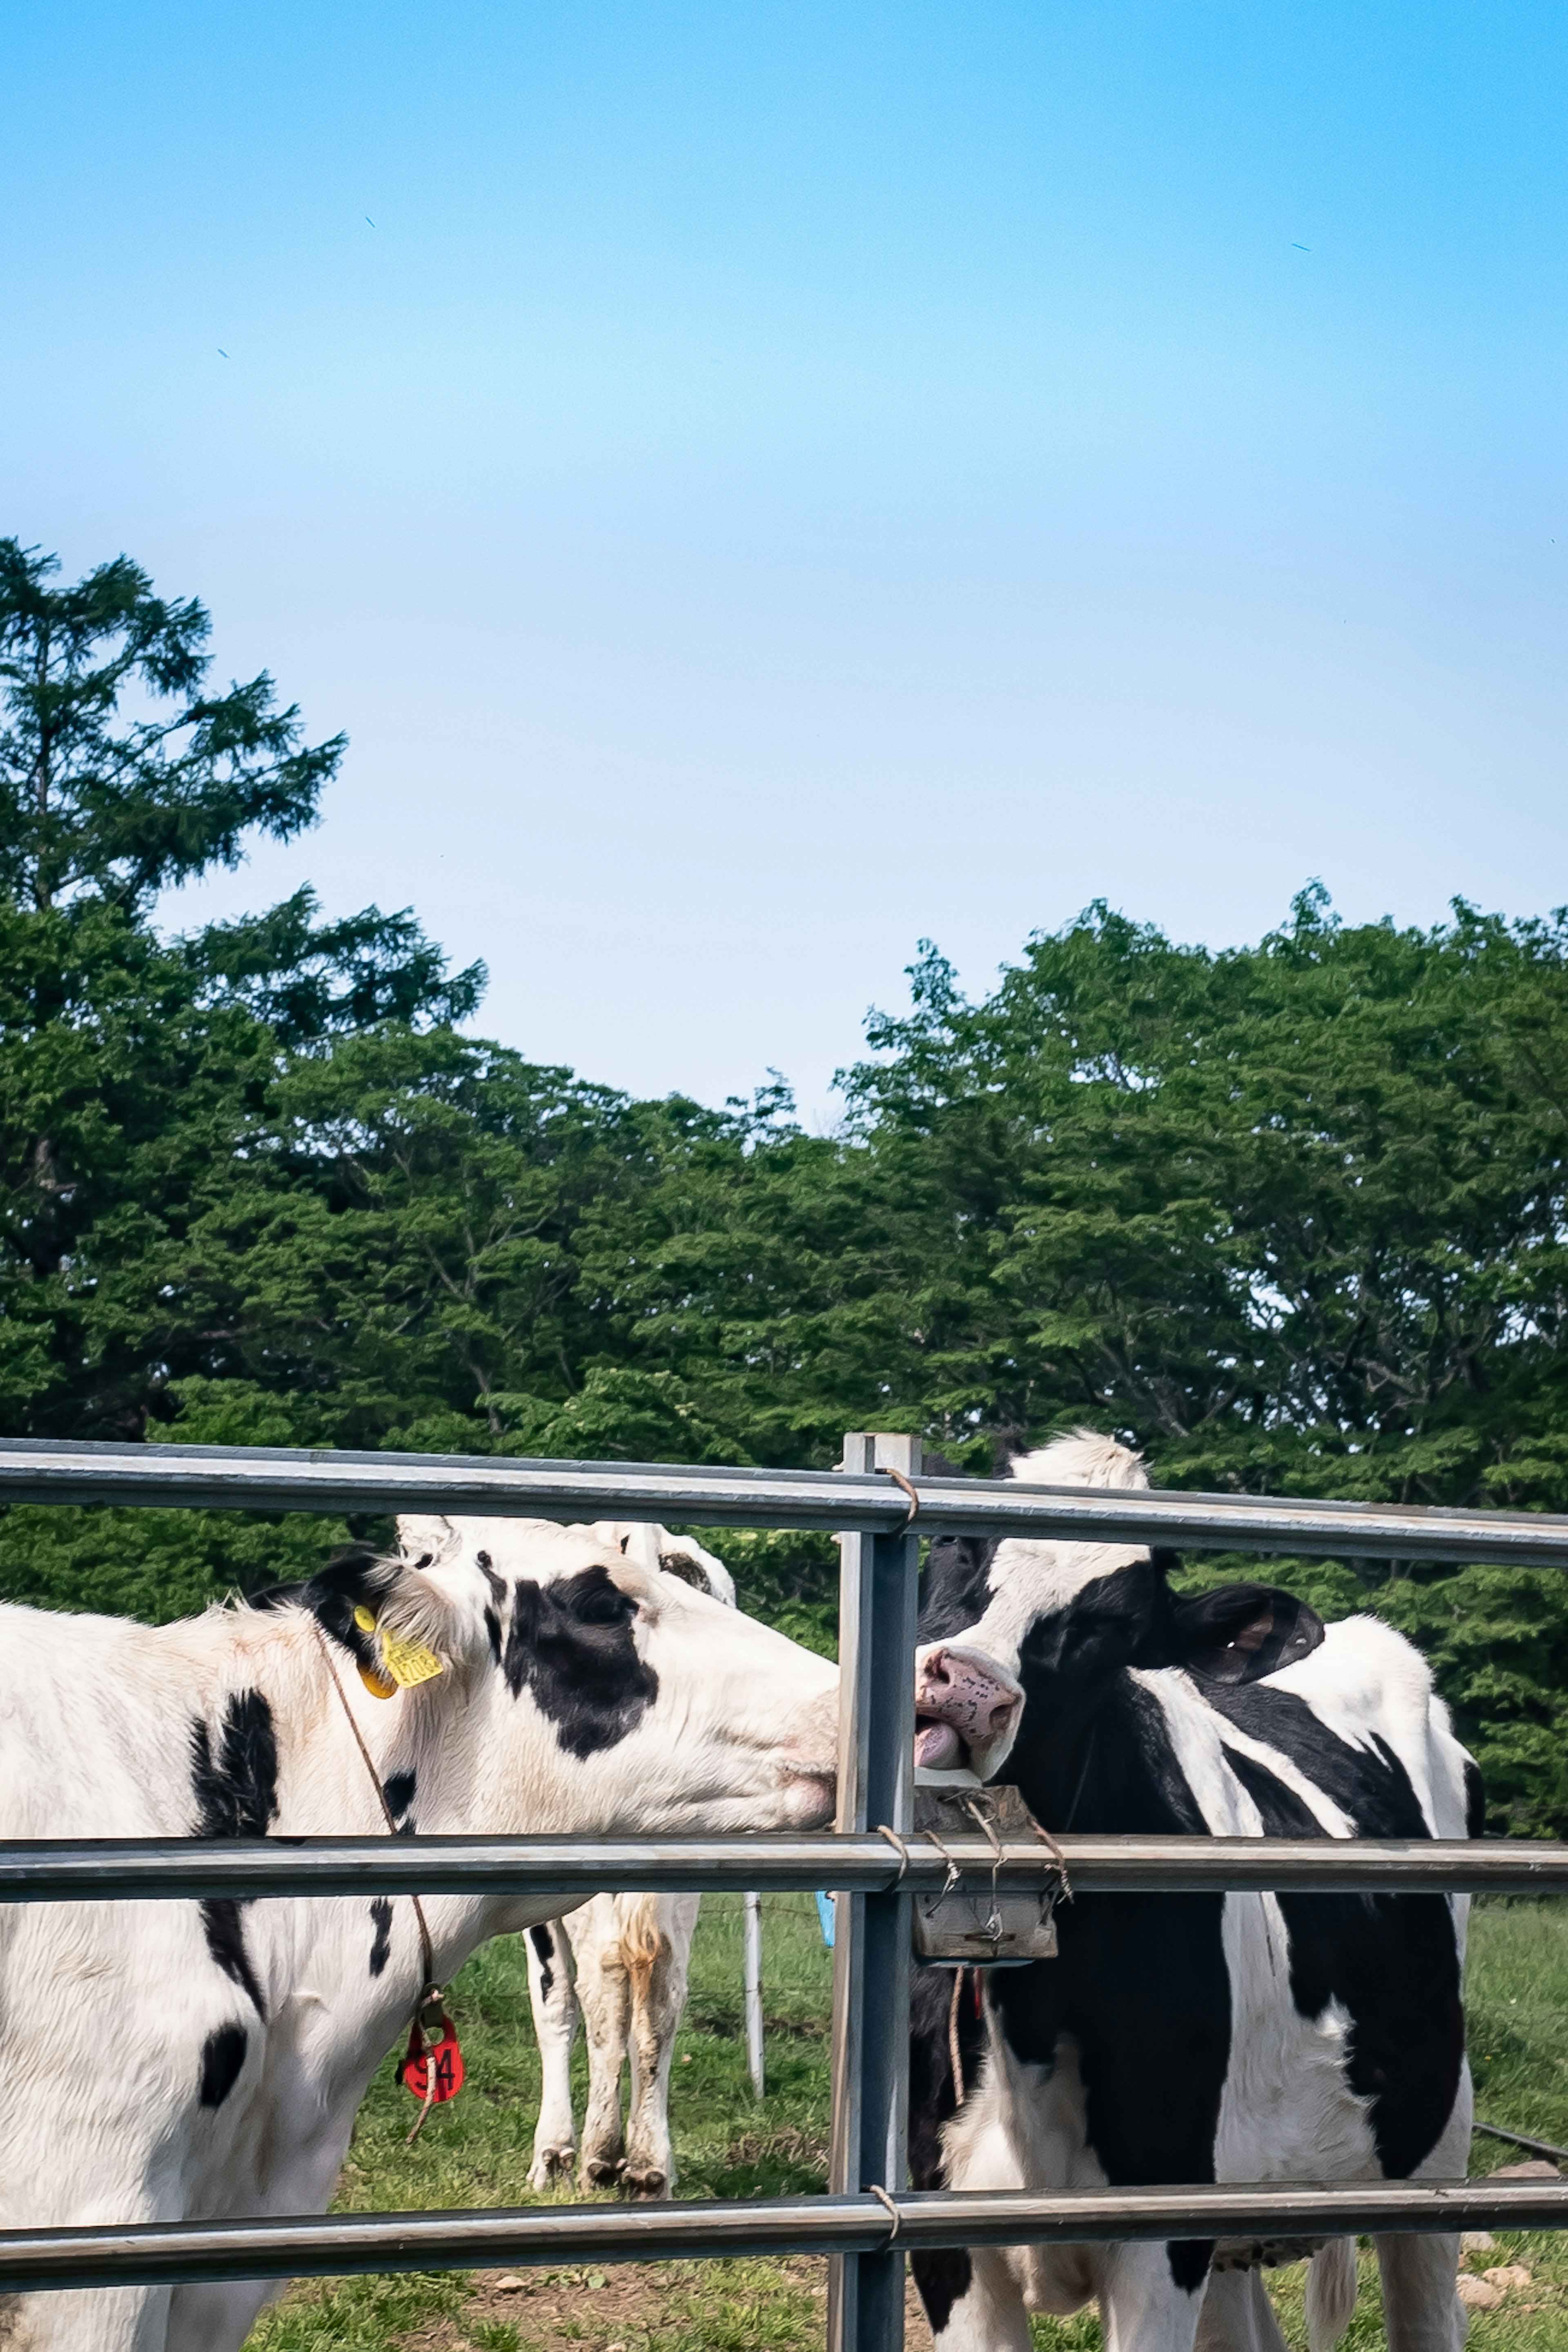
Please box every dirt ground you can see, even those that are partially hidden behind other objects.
[394,2259,935,2350]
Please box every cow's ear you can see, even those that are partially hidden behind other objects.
[302,1545,403,1678]
[395,1514,456,1571]
[1168,1582,1325,1684]
[305,1542,468,1694]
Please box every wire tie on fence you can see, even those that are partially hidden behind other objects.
[868,2184,903,2242]
[921,1826,965,1896]
[948,1966,968,2107]
[876,1465,921,1529]
[1030,1814,1073,1902]
[964,1797,1008,1944]
[875,1824,911,1882]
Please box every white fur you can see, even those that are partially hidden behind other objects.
[0,1515,836,2351]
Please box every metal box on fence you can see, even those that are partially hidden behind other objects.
[911,1777,1064,1966]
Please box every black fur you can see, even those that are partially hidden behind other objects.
[996,1673,1227,2295]
[658,1549,713,1596]
[369,1897,394,1977]
[484,1606,503,1665]
[503,1568,659,1757]
[298,1545,402,1673]
[475,1550,507,1607]
[190,1691,279,2018]
[382,1770,416,1828]
[530,1922,557,2000]
[198,2022,248,2109]
[908,1966,987,2330]
[1464,1757,1487,1840]
[1205,1683,1429,1836]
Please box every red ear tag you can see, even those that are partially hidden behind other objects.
[397,2012,465,2106]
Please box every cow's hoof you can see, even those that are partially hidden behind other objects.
[584,2155,625,2186]
[624,2167,668,2200]
[528,2145,575,2191]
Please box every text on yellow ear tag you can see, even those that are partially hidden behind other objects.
[376,1625,446,1688]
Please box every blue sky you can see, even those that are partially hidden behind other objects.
[4,2,1564,1114]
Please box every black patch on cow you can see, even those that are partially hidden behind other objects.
[530,1923,557,2000]
[198,2022,248,2109]
[920,1534,999,1643]
[912,2245,975,2334]
[369,1897,394,1977]
[1464,1756,1487,1840]
[383,1770,416,1824]
[484,1606,503,1664]
[1220,1743,1464,2178]
[659,1549,712,1596]
[475,1550,507,1607]
[1205,1685,1430,1838]
[908,1964,987,2333]
[503,1568,659,1757]
[191,1692,279,1841]
[190,1690,279,2019]
[989,1675,1225,2291]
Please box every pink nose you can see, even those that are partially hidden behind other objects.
[915,1647,1022,1755]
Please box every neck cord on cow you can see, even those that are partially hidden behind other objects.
[309,1619,462,2144]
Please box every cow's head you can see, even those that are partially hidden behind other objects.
[915,1431,1323,1784]
[297,1513,835,1835]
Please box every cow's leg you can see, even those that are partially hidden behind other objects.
[574,1905,632,2187]
[166,2280,283,2352]
[918,2246,1034,2352]
[1096,2241,1210,2352]
[1195,2266,1291,2352]
[525,1920,581,2189]
[623,1894,696,2197]
[1373,2235,1465,2352]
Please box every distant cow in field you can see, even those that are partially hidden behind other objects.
[524,1523,737,2198]
[909,1432,1477,2352]
[0,1512,837,2352]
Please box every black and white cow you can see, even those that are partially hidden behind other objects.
[910,1432,1478,2352]
[0,1512,837,2352]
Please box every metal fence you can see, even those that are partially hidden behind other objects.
[3,1429,1568,2350]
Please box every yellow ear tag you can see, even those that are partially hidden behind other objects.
[351,1601,444,1692]
[377,1625,446,1688]
[350,1601,439,1697]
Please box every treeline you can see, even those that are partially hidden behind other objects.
[4,540,1568,1829]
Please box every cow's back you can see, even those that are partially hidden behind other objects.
[0,1603,205,1838]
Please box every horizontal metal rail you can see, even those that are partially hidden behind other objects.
[3,1435,1568,1562]
[7,2179,1568,2294]
[1,1833,1564,1904]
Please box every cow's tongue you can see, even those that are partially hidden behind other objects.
[914,1720,963,1770]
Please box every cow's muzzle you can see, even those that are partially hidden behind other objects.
[913,1642,1024,1776]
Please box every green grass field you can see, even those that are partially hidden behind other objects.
[248,1896,1568,2352]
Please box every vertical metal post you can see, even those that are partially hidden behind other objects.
[828,1433,919,2352]
[744,1891,765,2100]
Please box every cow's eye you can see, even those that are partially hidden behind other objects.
[574,1584,635,1626]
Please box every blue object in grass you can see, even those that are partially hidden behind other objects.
[815,1891,836,1947]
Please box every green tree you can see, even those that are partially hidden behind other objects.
[0,539,344,909]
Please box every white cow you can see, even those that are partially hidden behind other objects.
[524,1523,736,2198]
[0,1511,837,2352]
